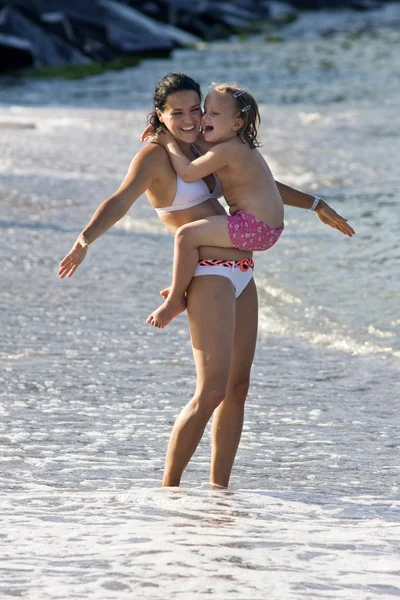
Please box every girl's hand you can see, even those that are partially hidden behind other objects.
[315,200,355,237]
[140,125,175,145]
[58,235,89,278]
[155,128,175,147]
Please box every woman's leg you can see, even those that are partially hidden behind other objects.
[147,216,232,328]
[162,274,237,487]
[210,278,258,487]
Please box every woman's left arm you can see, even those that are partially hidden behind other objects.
[276,181,355,237]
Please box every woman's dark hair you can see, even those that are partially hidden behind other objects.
[148,73,202,134]
[213,83,261,149]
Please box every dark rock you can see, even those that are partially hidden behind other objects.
[133,0,270,40]
[101,1,200,46]
[0,0,391,75]
[0,6,89,71]
[350,0,382,10]
[11,0,175,58]
[290,0,384,7]
[290,0,338,7]
[0,32,34,72]
[0,0,181,74]
[98,0,195,52]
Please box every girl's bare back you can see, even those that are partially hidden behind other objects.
[212,140,284,229]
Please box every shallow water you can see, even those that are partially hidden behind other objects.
[1,12,399,599]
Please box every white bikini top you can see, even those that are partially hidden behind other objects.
[154,145,223,214]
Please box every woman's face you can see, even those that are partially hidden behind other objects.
[157,90,202,143]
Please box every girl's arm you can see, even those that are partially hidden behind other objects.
[163,136,230,182]
[58,147,159,278]
[276,181,355,237]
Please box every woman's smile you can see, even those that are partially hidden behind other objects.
[158,90,202,142]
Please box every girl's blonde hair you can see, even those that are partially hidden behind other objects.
[212,84,261,149]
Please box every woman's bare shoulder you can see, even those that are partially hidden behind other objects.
[128,142,172,180]
[134,141,170,164]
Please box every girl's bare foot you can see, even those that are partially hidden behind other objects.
[146,296,187,328]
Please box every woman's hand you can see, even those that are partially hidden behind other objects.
[315,200,355,237]
[58,235,89,278]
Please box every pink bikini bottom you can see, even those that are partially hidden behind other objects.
[228,210,284,252]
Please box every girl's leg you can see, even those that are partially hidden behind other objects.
[162,274,236,487]
[210,278,258,488]
[147,216,232,328]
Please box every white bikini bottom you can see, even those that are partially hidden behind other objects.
[193,258,254,299]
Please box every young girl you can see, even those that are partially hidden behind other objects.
[147,83,285,328]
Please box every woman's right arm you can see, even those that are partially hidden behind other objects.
[58,146,159,278]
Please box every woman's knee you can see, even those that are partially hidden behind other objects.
[227,375,251,405]
[195,380,228,416]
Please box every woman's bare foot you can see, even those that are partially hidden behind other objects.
[147,296,187,328]
[160,287,170,300]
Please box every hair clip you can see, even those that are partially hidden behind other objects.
[241,105,251,113]
[232,90,246,98]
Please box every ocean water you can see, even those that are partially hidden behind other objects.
[1,12,399,599]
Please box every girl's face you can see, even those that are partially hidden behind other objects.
[202,91,243,143]
[156,90,202,143]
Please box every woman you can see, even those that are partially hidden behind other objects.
[58,73,354,488]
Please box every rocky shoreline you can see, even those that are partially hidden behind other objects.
[0,0,397,76]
